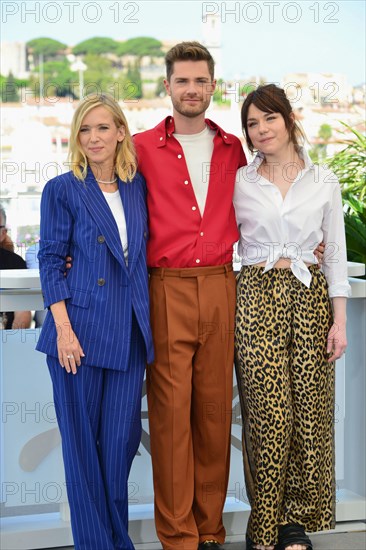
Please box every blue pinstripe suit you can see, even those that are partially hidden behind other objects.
[36,168,154,549]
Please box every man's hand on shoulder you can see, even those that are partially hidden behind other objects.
[314,241,325,266]
[64,256,72,276]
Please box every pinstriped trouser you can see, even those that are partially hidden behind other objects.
[235,265,335,546]
[47,316,146,550]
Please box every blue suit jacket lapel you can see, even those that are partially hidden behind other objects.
[118,176,142,275]
[72,169,127,271]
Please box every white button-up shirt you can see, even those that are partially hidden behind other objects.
[234,148,351,297]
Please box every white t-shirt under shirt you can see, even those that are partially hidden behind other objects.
[102,189,128,263]
[174,126,215,216]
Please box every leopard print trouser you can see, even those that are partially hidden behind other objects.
[235,265,335,546]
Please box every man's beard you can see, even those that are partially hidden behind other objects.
[171,97,211,118]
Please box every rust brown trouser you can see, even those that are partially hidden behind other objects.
[235,265,335,546]
[147,265,236,550]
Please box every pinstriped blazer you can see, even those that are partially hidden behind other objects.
[36,168,154,370]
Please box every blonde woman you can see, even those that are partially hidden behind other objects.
[36,93,153,549]
[234,85,350,550]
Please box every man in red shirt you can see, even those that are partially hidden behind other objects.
[134,42,247,550]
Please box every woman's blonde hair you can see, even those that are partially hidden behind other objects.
[69,93,137,182]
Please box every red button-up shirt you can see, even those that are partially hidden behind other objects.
[134,116,247,268]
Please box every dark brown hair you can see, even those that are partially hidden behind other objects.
[165,41,215,81]
[241,84,305,153]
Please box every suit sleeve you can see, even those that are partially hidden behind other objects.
[38,177,72,308]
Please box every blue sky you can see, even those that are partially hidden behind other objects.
[2,0,365,84]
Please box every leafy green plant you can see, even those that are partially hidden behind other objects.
[327,123,366,264]
[342,200,366,264]
[213,79,228,105]
[155,76,166,97]
[318,123,333,142]
[241,83,257,97]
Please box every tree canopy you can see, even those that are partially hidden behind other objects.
[34,60,77,97]
[73,37,119,55]
[27,37,67,57]
[1,72,20,102]
[117,37,164,58]
[125,62,143,99]
[155,76,166,97]
[241,83,257,96]
[318,123,332,141]
[82,54,115,93]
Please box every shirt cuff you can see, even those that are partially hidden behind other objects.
[328,280,352,298]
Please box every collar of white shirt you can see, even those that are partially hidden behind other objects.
[247,147,315,182]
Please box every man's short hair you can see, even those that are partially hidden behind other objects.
[165,41,215,81]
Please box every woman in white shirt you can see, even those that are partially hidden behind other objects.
[234,84,350,550]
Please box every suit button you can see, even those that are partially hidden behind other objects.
[97,235,105,244]
[97,278,105,286]
[143,231,147,238]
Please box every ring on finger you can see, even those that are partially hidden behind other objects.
[66,354,74,359]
